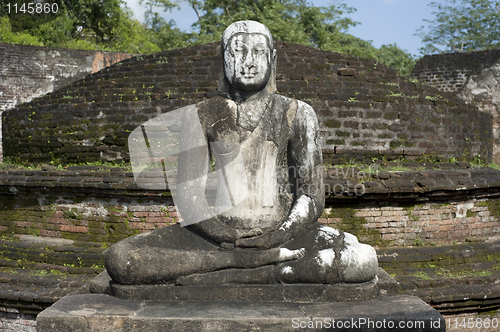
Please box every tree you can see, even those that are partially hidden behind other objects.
[138,0,191,51]
[416,0,500,54]
[375,44,416,76]
[0,0,162,53]
[181,0,415,75]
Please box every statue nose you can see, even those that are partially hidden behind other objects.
[243,52,255,68]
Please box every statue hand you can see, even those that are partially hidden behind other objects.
[278,248,305,262]
[236,228,263,238]
[235,229,290,249]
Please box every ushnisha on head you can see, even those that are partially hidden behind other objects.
[221,21,277,93]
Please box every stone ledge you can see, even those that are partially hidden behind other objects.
[2,165,500,199]
[90,268,396,303]
[36,293,445,332]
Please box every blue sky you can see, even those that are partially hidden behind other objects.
[123,0,446,56]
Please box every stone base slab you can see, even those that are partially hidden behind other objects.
[90,268,397,302]
[36,294,445,331]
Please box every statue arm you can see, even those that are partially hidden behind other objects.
[282,100,325,232]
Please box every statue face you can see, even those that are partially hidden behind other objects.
[224,33,273,92]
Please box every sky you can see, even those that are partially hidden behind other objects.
[123,0,446,56]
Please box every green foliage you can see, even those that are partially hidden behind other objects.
[0,16,43,46]
[416,0,500,54]
[0,0,163,53]
[374,44,416,76]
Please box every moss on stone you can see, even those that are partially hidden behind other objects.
[327,206,386,246]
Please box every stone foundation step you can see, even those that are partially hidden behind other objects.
[36,294,445,332]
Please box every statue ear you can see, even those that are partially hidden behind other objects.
[266,49,277,94]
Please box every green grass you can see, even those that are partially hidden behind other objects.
[0,157,133,172]
[414,270,431,280]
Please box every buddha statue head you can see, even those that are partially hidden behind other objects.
[219,21,277,95]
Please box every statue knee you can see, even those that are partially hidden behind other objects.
[340,233,378,283]
[105,242,136,285]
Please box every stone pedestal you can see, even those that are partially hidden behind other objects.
[36,268,445,331]
[36,294,444,331]
[88,269,389,302]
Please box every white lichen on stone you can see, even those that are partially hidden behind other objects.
[279,247,305,261]
[279,195,310,230]
[340,232,378,282]
[281,266,293,275]
[315,248,335,268]
[316,225,340,244]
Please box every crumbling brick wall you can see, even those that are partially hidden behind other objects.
[0,43,133,161]
[2,165,500,247]
[412,50,500,164]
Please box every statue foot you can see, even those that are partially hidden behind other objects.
[278,248,305,262]
[339,233,378,283]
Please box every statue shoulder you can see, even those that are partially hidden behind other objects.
[273,94,318,130]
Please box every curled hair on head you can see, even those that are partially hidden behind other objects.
[221,20,274,53]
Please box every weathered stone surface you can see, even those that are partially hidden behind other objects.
[91,269,390,302]
[36,294,445,332]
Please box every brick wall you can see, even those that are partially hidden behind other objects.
[321,199,500,246]
[0,43,133,162]
[2,165,500,247]
[411,50,500,93]
[6,190,500,248]
[0,310,36,332]
[2,42,492,166]
[412,50,500,164]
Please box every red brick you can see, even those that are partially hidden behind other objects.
[149,212,169,217]
[450,230,468,239]
[382,233,398,241]
[318,218,328,224]
[47,217,68,225]
[355,210,381,217]
[129,222,155,230]
[145,217,169,223]
[15,221,31,228]
[55,206,69,211]
[155,223,171,229]
[53,211,64,217]
[0,226,7,232]
[381,210,406,217]
[133,212,149,218]
[374,216,399,223]
[60,225,88,233]
[110,211,128,217]
[169,212,181,218]
[40,230,60,237]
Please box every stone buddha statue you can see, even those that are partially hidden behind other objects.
[105,21,378,286]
